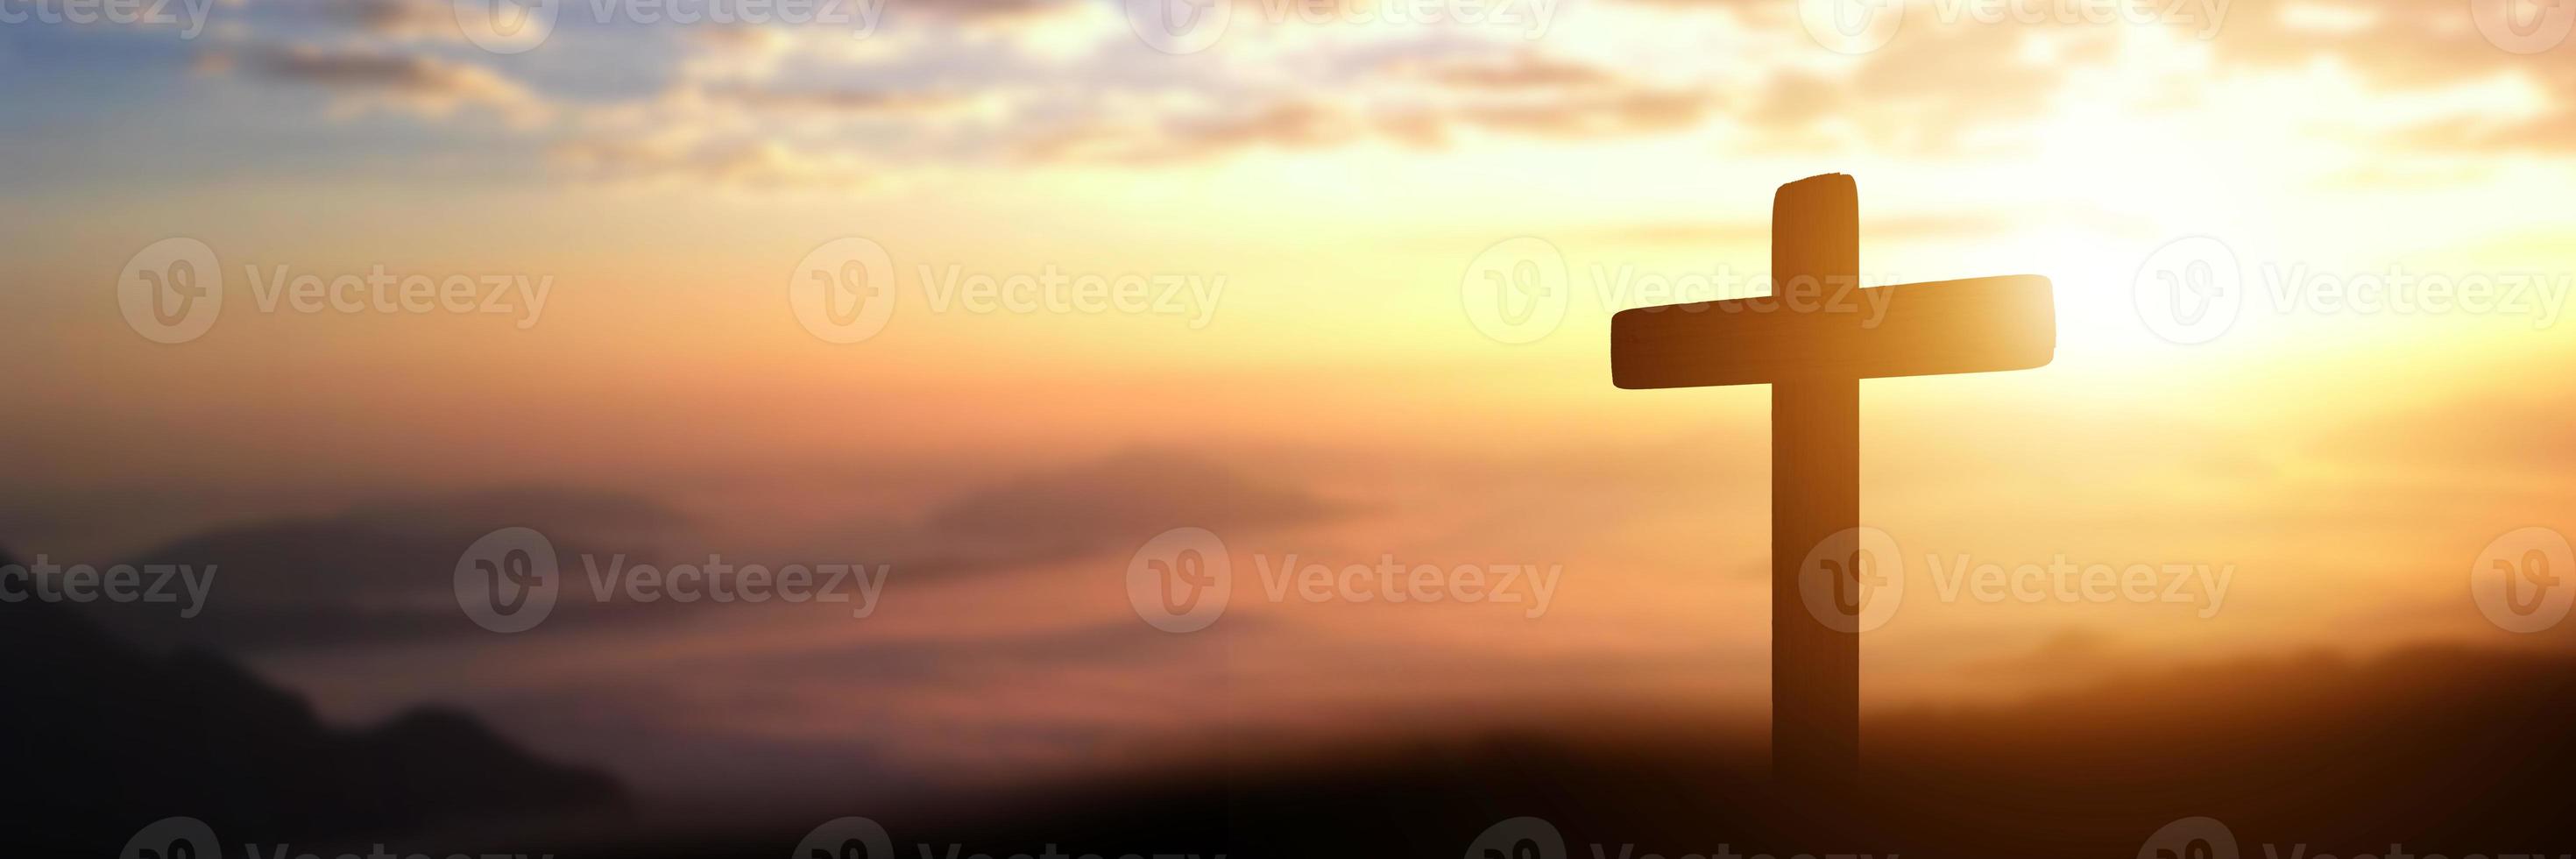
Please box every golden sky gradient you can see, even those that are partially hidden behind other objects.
[4,0,2573,811]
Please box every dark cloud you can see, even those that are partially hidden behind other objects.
[326,0,463,36]
[698,85,968,113]
[87,487,693,651]
[195,42,548,123]
[551,138,874,188]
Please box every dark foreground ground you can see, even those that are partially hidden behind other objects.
[18,546,2576,859]
[586,640,2576,858]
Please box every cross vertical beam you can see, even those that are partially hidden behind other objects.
[1608,172,2055,795]
[1768,174,1861,795]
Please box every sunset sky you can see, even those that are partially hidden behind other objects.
[5,0,2575,819]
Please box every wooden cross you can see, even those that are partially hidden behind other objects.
[1610,174,2056,793]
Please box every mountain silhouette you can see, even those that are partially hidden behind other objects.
[85,488,691,651]
[85,458,1336,652]
[0,546,626,855]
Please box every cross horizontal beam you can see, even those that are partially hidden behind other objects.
[1609,274,2056,390]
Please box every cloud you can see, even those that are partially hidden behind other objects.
[695,83,973,114]
[1448,86,1712,137]
[551,136,877,188]
[920,446,1345,552]
[1019,51,1721,163]
[1392,51,1627,90]
[1699,0,2576,155]
[900,0,1085,19]
[324,0,466,38]
[195,42,551,126]
[165,0,2576,193]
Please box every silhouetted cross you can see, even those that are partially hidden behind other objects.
[1610,173,2056,793]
